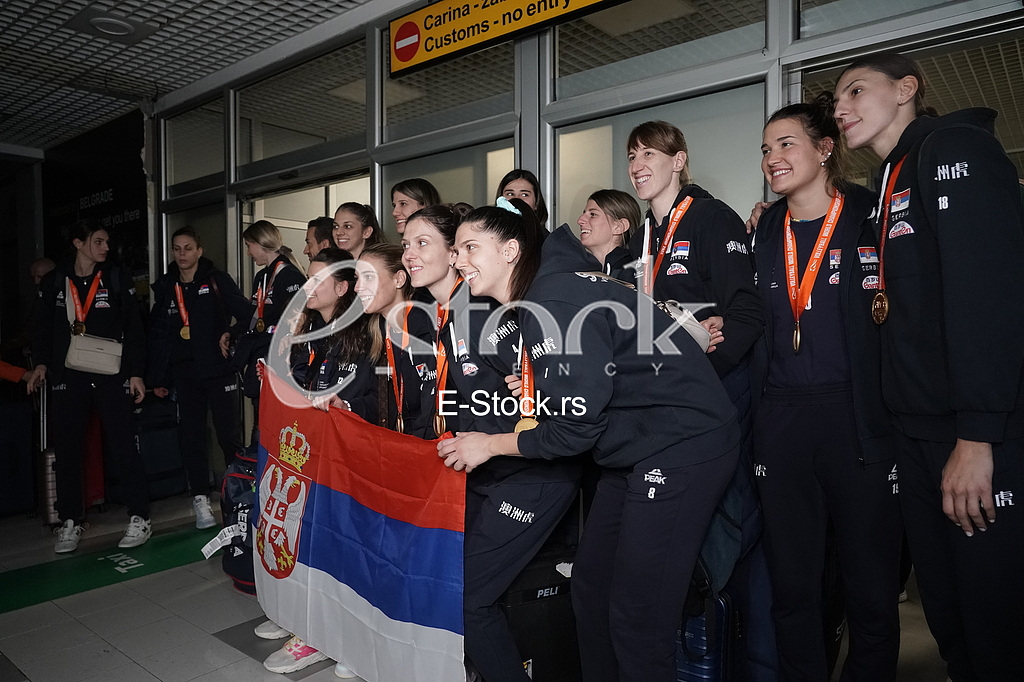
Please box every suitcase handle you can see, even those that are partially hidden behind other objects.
[38,379,48,451]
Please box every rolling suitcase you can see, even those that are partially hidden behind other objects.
[133,394,187,500]
[499,544,581,682]
[677,561,742,682]
[36,381,59,525]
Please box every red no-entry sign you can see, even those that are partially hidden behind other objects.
[393,21,420,63]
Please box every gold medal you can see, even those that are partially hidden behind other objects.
[872,290,889,325]
[434,413,446,437]
[514,417,539,433]
[256,318,266,332]
[72,321,86,336]
[394,414,404,434]
[179,325,191,340]
[792,321,801,354]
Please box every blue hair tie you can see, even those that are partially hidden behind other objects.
[496,196,522,216]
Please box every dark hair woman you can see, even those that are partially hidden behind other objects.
[439,202,740,682]
[288,248,378,418]
[391,178,441,235]
[148,225,251,530]
[27,219,152,552]
[495,169,549,227]
[753,99,901,681]
[333,202,385,258]
[410,198,580,682]
[833,52,1024,680]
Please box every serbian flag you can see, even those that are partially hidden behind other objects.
[254,371,466,682]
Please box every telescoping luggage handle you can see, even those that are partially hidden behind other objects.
[38,377,48,451]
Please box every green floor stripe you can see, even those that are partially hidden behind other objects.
[0,527,220,614]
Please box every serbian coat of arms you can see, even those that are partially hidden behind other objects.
[256,421,311,579]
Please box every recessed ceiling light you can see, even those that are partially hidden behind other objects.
[89,17,136,37]
[65,7,157,45]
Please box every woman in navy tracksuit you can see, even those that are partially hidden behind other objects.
[235,220,306,442]
[752,101,901,681]
[403,203,581,682]
[28,219,151,552]
[149,226,251,528]
[440,202,740,682]
[834,52,1024,680]
[287,248,378,421]
[356,243,435,437]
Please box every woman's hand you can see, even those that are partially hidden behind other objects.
[745,201,774,234]
[153,387,170,398]
[129,377,146,404]
[312,394,350,412]
[505,374,523,398]
[25,365,46,393]
[701,316,725,353]
[941,439,995,536]
[219,332,231,358]
[437,432,498,473]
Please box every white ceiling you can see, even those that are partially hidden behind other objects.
[0,0,370,150]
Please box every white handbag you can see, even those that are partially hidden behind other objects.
[64,278,123,375]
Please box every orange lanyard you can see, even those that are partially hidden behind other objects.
[385,307,411,421]
[174,283,190,328]
[69,271,102,324]
[877,156,908,293]
[434,277,464,412]
[520,344,534,418]
[255,262,285,320]
[784,193,844,323]
[644,196,694,295]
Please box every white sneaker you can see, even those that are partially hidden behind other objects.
[254,619,291,640]
[263,636,328,673]
[193,495,217,530]
[54,519,83,553]
[118,515,152,548]
[334,662,360,678]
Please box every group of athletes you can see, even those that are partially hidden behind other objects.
[21,50,1023,682]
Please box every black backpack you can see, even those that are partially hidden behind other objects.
[220,448,257,595]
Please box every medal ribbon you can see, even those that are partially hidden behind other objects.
[174,283,190,329]
[877,156,908,293]
[434,277,464,414]
[252,261,285,329]
[784,192,845,324]
[69,271,103,326]
[385,307,411,422]
[644,196,694,296]
[519,338,535,420]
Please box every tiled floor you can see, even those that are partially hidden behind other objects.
[0,503,949,682]
[0,559,340,682]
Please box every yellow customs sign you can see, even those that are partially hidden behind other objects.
[389,0,621,76]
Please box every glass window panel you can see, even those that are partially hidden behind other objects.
[382,140,514,240]
[384,34,514,140]
[799,0,1015,39]
[556,0,765,100]
[165,100,224,187]
[328,176,372,214]
[802,30,1024,184]
[555,84,765,228]
[236,40,366,166]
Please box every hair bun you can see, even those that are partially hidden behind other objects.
[813,91,836,111]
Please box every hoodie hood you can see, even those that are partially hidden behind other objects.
[884,108,997,169]
[535,224,603,281]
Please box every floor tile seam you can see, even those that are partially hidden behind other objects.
[54,591,148,619]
